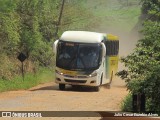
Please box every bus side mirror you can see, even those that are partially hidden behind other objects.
[101,43,106,58]
[53,40,59,56]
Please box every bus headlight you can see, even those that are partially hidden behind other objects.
[89,71,97,77]
[55,70,63,75]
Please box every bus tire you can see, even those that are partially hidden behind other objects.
[95,86,100,92]
[59,84,65,90]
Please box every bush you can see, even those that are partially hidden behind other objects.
[121,93,133,112]
[117,0,160,112]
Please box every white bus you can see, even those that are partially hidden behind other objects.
[53,31,119,91]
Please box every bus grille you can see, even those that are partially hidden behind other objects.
[64,79,87,83]
[64,75,88,78]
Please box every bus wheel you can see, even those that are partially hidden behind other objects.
[59,84,65,90]
[94,86,100,92]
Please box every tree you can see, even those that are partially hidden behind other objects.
[60,0,101,33]
[0,0,59,79]
[117,0,160,112]
[0,0,100,80]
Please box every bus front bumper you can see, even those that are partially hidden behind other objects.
[55,73,99,86]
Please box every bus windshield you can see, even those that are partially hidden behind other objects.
[56,41,102,71]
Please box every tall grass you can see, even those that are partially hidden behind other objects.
[0,68,54,92]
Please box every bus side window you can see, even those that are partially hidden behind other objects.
[115,41,119,55]
[105,41,119,56]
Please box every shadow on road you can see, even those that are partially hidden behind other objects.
[29,84,110,92]
[30,85,58,91]
[65,86,98,92]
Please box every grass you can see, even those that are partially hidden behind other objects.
[0,68,54,92]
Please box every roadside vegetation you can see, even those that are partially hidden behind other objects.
[118,0,160,113]
[0,0,101,91]
[0,68,53,92]
[121,93,132,111]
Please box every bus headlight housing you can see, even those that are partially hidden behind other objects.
[55,70,63,75]
[89,71,97,77]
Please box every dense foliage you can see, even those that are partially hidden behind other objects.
[117,0,160,112]
[0,0,59,79]
[0,0,100,80]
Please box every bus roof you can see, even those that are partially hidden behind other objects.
[60,31,104,43]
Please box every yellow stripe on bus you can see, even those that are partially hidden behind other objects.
[108,56,119,79]
[57,68,78,76]
[107,34,119,41]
